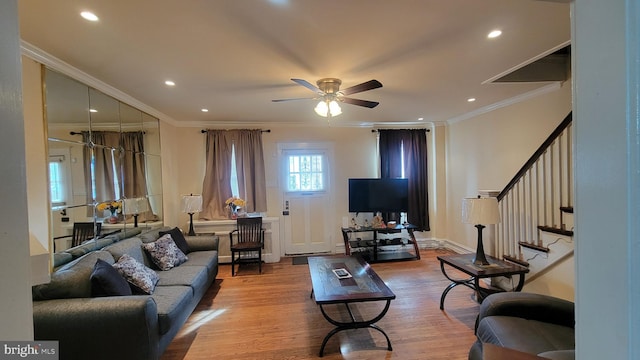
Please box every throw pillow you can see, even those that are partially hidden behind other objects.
[142,234,188,271]
[90,258,132,297]
[112,254,159,295]
[159,227,190,254]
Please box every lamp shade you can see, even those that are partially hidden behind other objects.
[181,194,203,213]
[462,197,500,225]
[122,197,149,215]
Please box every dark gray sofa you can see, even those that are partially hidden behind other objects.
[469,292,575,360]
[32,228,219,360]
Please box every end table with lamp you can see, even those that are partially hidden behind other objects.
[437,195,529,310]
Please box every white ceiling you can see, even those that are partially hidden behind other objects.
[18,0,571,128]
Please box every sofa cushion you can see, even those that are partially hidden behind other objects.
[53,252,73,268]
[65,237,117,259]
[159,227,190,254]
[103,237,151,267]
[113,254,160,295]
[90,258,132,297]
[151,285,194,335]
[138,226,172,244]
[182,250,218,273]
[477,316,575,355]
[33,251,114,300]
[156,265,209,294]
[142,234,188,271]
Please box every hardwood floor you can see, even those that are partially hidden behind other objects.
[161,249,480,360]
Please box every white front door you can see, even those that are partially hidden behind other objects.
[279,143,334,255]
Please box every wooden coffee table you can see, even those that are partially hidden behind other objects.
[308,255,396,357]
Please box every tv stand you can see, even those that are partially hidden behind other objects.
[341,224,421,263]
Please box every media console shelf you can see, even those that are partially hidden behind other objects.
[341,224,421,263]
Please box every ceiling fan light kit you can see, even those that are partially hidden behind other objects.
[273,77,383,118]
[314,99,342,117]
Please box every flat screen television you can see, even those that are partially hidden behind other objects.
[348,178,409,213]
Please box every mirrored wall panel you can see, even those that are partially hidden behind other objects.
[45,68,163,253]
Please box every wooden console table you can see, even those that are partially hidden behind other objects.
[341,224,421,263]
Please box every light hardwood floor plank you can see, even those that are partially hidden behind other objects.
[161,249,480,360]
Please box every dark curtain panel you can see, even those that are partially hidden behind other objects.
[378,129,430,231]
[404,130,430,231]
[379,130,405,179]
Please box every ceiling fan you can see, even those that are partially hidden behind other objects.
[272,78,383,117]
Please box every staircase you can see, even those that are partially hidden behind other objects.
[493,112,574,287]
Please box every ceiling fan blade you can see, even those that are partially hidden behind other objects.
[272,97,315,102]
[291,78,323,94]
[341,97,380,108]
[340,80,383,95]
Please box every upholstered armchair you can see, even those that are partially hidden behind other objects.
[469,292,575,360]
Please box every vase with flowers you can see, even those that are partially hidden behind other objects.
[224,196,246,219]
[97,201,122,224]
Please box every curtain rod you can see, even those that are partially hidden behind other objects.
[371,128,430,132]
[201,129,271,133]
[69,131,146,135]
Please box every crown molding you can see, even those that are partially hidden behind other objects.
[446,82,564,125]
[20,41,182,127]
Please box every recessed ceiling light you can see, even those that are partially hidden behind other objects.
[488,30,502,39]
[467,98,476,102]
[418,117,424,121]
[164,80,175,86]
[80,11,99,22]
[89,108,98,113]
[201,109,209,113]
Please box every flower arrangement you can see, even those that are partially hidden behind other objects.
[96,200,122,215]
[225,196,246,212]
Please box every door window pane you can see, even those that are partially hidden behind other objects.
[286,154,324,192]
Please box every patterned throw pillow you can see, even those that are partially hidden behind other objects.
[142,234,188,271]
[112,254,159,295]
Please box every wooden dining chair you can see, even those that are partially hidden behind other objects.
[229,217,264,276]
[52,222,102,251]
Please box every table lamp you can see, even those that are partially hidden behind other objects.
[123,197,149,227]
[462,196,500,266]
[182,194,203,236]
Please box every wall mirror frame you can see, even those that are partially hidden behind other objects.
[45,67,163,254]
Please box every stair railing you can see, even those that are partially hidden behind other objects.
[495,112,573,265]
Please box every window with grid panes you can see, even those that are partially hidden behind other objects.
[286,154,325,192]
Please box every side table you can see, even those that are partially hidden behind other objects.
[437,253,529,310]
